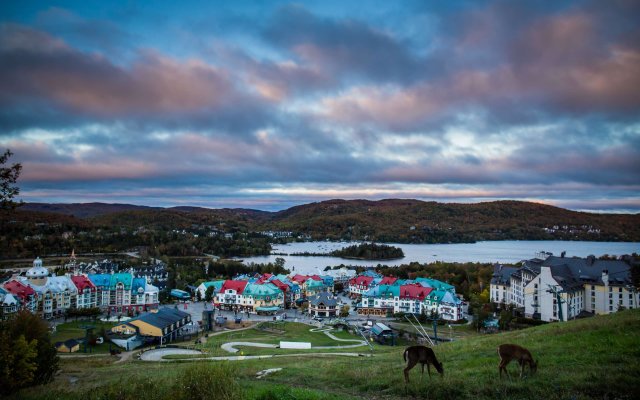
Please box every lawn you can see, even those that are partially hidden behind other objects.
[13,309,640,399]
[195,321,375,357]
[52,320,116,354]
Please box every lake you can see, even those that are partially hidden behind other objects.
[238,240,640,275]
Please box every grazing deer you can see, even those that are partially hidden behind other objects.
[497,344,537,379]
[403,345,444,383]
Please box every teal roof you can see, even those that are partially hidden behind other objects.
[202,280,225,291]
[305,279,325,289]
[415,278,455,292]
[426,289,447,303]
[255,306,280,312]
[243,283,282,299]
[110,273,133,290]
[364,284,399,298]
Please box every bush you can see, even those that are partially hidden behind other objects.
[175,362,242,400]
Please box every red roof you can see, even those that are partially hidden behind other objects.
[379,276,398,285]
[3,280,36,300]
[292,274,309,284]
[399,284,432,300]
[220,280,248,294]
[71,275,96,292]
[309,275,322,281]
[350,276,374,286]
[268,279,288,292]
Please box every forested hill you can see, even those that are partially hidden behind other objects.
[7,199,640,243]
[266,199,640,242]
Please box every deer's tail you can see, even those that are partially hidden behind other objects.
[403,348,407,362]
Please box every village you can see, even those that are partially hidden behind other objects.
[1,249,638,357]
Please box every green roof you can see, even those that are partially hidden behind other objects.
[305,279,325,289]
[243,283,282,299]
[110,273,133,290]
[255,306,281,312]
[415,278,455,292]
[426,289,447,303]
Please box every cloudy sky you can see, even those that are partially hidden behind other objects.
[1,1,639,212]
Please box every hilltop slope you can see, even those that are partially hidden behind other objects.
[14,309,640,399]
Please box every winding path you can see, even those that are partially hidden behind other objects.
[140,322,371,362]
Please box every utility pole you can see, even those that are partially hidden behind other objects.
[546,285,566,322]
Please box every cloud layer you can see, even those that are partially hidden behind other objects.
[1,1,639,212]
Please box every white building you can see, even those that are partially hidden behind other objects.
[491,254,639,322]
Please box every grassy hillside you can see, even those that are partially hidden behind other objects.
[14,309,640,399]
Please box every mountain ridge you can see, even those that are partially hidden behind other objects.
[12,199,640,242]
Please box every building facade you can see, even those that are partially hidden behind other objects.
[491,254,639,322]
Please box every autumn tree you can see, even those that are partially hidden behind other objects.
[1,149,22,210]
[0,311,58,395]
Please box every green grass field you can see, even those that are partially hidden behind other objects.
[14,309,640,399]
[51,320,116,354]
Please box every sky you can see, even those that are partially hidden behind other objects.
[0,1,639,212]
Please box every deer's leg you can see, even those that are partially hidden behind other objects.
[499,359,510,379]
[426,362,432,377]
[404,359,418,383]
[421,362,424,379]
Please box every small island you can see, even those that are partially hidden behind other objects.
[331,242,405,260]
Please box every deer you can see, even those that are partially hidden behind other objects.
[497,344,537,379]
[403,345,444,383]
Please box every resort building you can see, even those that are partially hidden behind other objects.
[308,292,338,318]
[111,308,191,344]
[490,254,640,322]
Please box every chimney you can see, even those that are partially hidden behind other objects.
[561,251,566,258]
[602,269,609,286]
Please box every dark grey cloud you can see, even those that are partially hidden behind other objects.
[263,4,427,84]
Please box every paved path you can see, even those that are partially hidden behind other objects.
[140,348,203,361]
[140,349,372,362]
[140,322,370,362]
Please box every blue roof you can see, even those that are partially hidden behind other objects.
[170,289,191,299]
[132,277,146,292]
[88,274,111,288]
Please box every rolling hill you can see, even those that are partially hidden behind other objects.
[6,199,640,242]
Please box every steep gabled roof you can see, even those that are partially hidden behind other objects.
[399,284,432,300]
[88,274,111,289]
[268,279,289,292]
[110,273,133,290]
[71,275,96,292]
[309,291,337,307]
[243,282,282,298]
[3,280,36,300]
[379,276,398,285]
[350,275,374,286]
[220,280,248,294]
[490,264,519,286]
